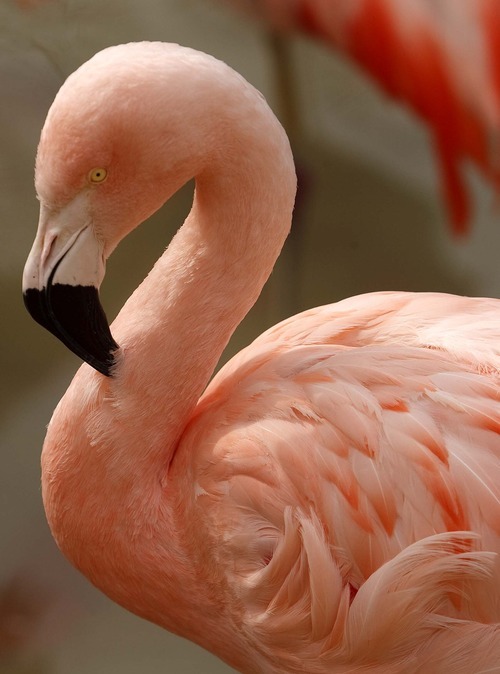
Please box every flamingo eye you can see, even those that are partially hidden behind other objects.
[88,168,108,184]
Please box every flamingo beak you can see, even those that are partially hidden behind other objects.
[22,199,119,376]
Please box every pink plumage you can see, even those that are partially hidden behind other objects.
[23,42,500,672]
[226,0,500,234]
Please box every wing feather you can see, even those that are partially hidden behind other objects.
[179,292,500,669]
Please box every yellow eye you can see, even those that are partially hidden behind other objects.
[88,167,108,183]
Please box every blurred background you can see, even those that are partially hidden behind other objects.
[1,0,500,672]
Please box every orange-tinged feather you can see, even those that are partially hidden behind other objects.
[227,0,500,233]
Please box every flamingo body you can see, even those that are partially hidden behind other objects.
[23,43,500,672]
[176,291,500,670]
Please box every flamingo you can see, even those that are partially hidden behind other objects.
[224,0,500,234]
[22,42,500,673]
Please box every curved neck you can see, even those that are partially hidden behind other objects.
[106,113,296,473]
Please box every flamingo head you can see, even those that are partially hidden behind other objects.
[22,42,222,375]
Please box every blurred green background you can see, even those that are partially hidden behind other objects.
[1,1,500,672]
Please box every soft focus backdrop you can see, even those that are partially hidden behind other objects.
[1,1,500,672]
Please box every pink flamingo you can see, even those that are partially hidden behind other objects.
[225,0,500,234]
[23,42,500,672]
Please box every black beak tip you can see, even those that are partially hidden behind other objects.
[23,287,51,332]
[23,284,119,377]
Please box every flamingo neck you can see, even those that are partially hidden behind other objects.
[109,124,296,471]
[41,99,295,645]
